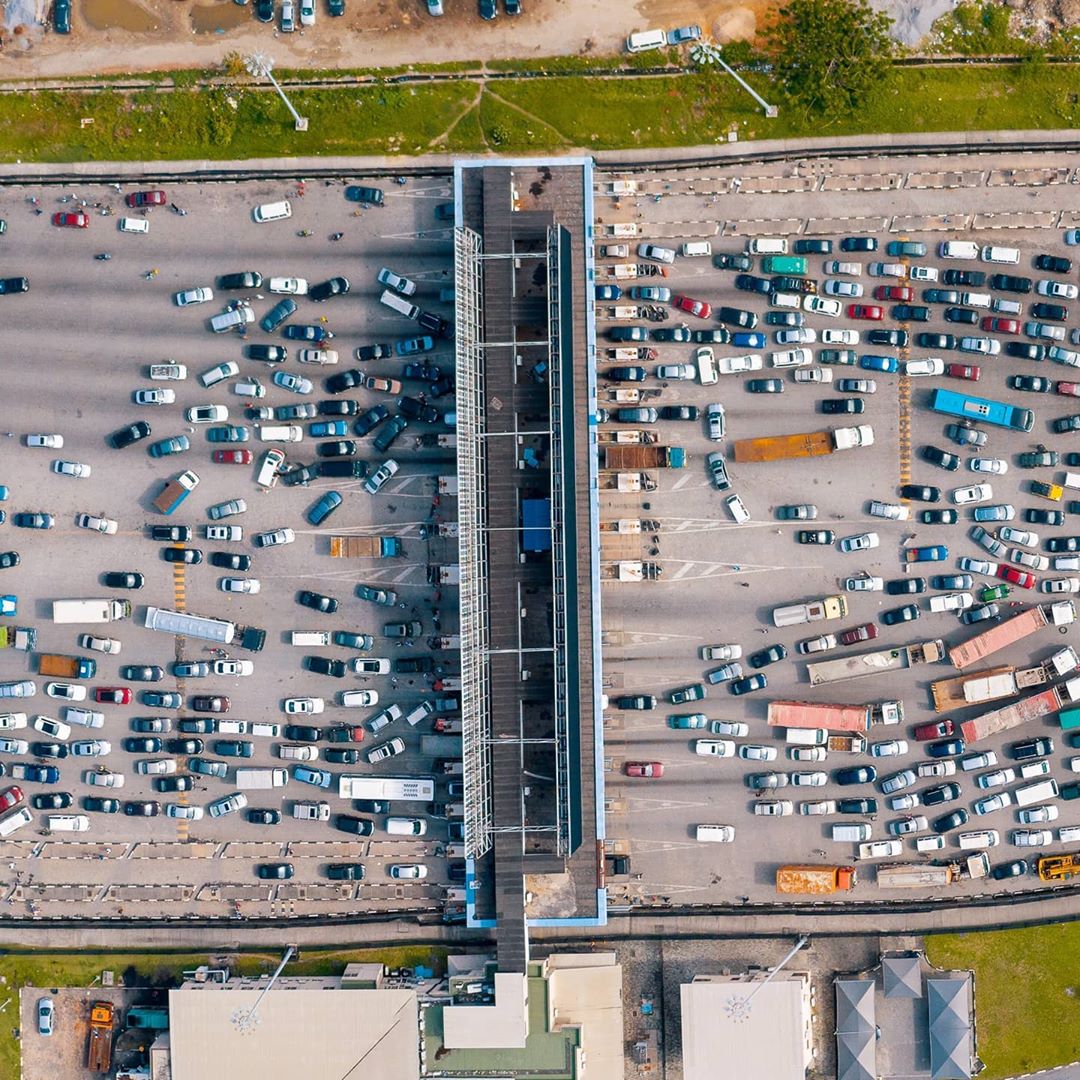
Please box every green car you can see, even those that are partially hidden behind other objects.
[979,584,1009,603]
[669,714,708,730]
[670,683,706,705]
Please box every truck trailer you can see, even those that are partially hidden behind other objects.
[38,654,96,679]
[930,665,1048,712]
[732,425,874,464]
[338,776,435,801]
[767,700,902,732]
[806,640,945,686]
[52,599,131,624]
[772,595,848,628]
[152,469,199,515]
[949,601,1076,670]
[601,445,687,470]
[875,856,988,888]
[775,865,856,894]
[329,536,403,558]
[959,679,1080,743]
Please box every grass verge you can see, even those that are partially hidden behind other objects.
[0,944,447,1079]
[927,924,1080,1079]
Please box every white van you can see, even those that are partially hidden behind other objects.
[253,200,292,223]
[118,217,150,234]
[748,237,789,255]
[278,743,318,761]
[681,241,713,258]
[259,425,303,443]
[626,28,666,52]
[387,816,427,836]
[939,240,980,260]
[210,307,255,333]
[785,727,828,746]
[290,631,330,646]
[771,292,802,310]
[380,289,420,320]
[831,823,872,842]
[48,814,90,832]
[249,723,281,739]
[292,800,330,821]
[958,829,999,849]
[695,824,735,842]
[235,767,288,789]
[1064,472,1080,491]
[982,245,1020,264]
[1059,825,1080,843]
[697,349,718,386]
[915,834,945,852]
[406,701,436,727]
[1014,778,1059,807]
[217,720,249,735]
[256,448,285,488]
[0,807,31,838]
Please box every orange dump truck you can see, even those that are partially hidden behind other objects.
[775,865,856,894]
[86,1001,114,1073]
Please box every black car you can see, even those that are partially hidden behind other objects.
[166,738,204,755]
[885,577,926,594]
[256,863,294,880]
[326,863,365,880]
[344,185,384,206]
[395,656,435,674]
[1026,508,1065,526]
[715,305,757,328]
[899,484,941,503]
[651,328,692,343]
[248,808,282,825]
[178,719,215,734]
[398,396,440,424]
[1020,448,1060,467]
[210,551,252,571]
[0,551,21,570]
[0,276,30,294]
[796,530,834,545]
[944,307,979,324]
[881,604,920,625]
[84,796,120,813]
[30,742,68,759]
[323,748,360,765]
[1032,302,1068,321]
[100,570,143,590]
[1035,254,1071,273]
[691,329,731,344]
[1010,375,1051,393]
[354,405,390,436]
[770,276,816,295]
[417,310,452,338]
[834,765,877,785]
[746,378,783,394]
[123,737,162,754]
[917,333,957,350]
[658,405,698,421]
[749,644,787,668]
[1010,736,1054,759]
[867,328,908,347]
[218,271,263,290]
[734,274,772,295]
[921,445,960,471]
[328,0,344,15]
[991,859,1029,880]
[923,289,960,305]
[282,464,320,487]
[317,399,358,417]
[163,547,203,564]
[920,509,957,525]
[942,269,986,287]
[837,797,878,814]
[260,298,297,333]
[326,369,365,394]
[713,252,753,271]
[1048,536,1080,553]
[214,740,254,758]
[31,792,72,810]
[319,459,368,479]
[246,344,287,364]
[298,590,338,614]
[109,421,151,449]
[123,800,160,817]
[13,513,53,529]
[990,273,1032,293]
[1006,341,1046,361]
[892,305,930,322]
[150,525,191,542]
[255,0,273,20]
[309,276,351,302]
[1054,414,1080,434]
[305,656,347,678]
[821,398,864,414]
[155,775,194,793]
[132,715,172,731]
[766,311,801,327]
[932,809,968,834]
[373,417,408,453]
[334,815,375,836]
[402,363,441,383]
[922,782,961,806]
[840,237,877,252]
[794,238,832,254]
[316,440,358,458]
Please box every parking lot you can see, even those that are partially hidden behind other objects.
[598,148,1080,905]
[0,174,463,919]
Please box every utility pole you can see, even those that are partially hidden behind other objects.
[692,42,779,118]
[245,53,308,131]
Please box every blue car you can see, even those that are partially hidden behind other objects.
[0,596,15,617]
[731,332,766,349]
[293,765,333,788]
[283,324,332,343]
[307,491,342,526]
[595,284,621,301]
[260,298,297,333]
[906,544,948,563]
[973,505,1013,523]
[859,354,899,373]
[149,435,190,458]
[395,336,435,356]
[310,420,348,438]
[206,426,249,443]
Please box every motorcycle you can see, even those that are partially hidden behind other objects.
[94,253,112,261]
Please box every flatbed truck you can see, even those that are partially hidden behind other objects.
[959,679,1080,743]
[152,469,199,515]
[876,854,987,888]
[772,595,848,628]
[597,429,659,445]
[329,536,403,558]
[806,639,945,687]
[732,425,874,464]
[602,471,656,492]
[601,445,686,470]
[86,1001,114,1073]
[775,865,856,894]
[38,654,96,679]
[52,599,131,624]
[930,665,1047,713]
[827,733,867,753]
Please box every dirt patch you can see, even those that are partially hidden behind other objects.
[82,0,159,33]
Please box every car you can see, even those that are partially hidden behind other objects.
[839,236,876,253]
[306,491,343,528]
[254,528,295,549]
[871,740,908,758]
[118,665,163,684]
[190,696,229,714]
[867,328,908,347]
[847,303,883,320]
[922,782,962,807]
[364,460,399,495]
[1018,805,1059,825]
[12,512,54,530]
[1054,414,1080,434]
[921,445,960,472]
[946,362,982,381]
[834,766,876,786]
[777,504,818,521]
[748,644,787,669]
[837,532,879,554]
[751,800,793,817]
[669,683,706,705]
[794,529,834,547]
[747,771,789,790]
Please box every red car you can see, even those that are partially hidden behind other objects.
[1056,382,1080,398]
[981,316,1020,335]
[874,285,913,302]
[625,761,664,778]
[95,687,132,705]
[840,623,878,646]
[126,190,167,208]
[997,564,1036,589]
[0,786,24,812]
[848,304,883,321]
[914,719,953,741]
[212,449,253,465]
[52,211,89,228]
[672,295,712,319]
[191,695,230,713]
[945,363,980,381]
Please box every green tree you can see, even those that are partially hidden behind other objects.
[763,0,895,118]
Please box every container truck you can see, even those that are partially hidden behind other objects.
[86,1001,115,1073]
[38,654,96,679]
[52,599,131,624]
[329,536,403,558]
[601,445,687,470]
[931,665,1047,712]
[959,679,1080,743]
[775,865,856,894]
[0,626,36,651]
[337,775,435,801]
[949,601,1076,670]
[828,734,867,753]
[602,472,657,492]
[772,595,848,628]
[234,768,288,789]
[875,857,987,888]
[152,468,199,515]
[768,700,902,732]
[732,425,874,464]
[806,640,945,687]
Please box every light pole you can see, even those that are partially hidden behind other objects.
[245,52,308,132]
[692,42,778,118]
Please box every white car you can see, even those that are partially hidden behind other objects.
[221,577,260,594]
[798,634,837,655]
[824,279,862,297]
[716,354,763,375]
[201,361,239,388]
[799,800,836,815]
[134,388,175,406]
[85,769,125,787]
[701,644,741,661]
[186,405,228,424]
[821,328,858,345]
[709,719,748,737]
[65,707,104,729]
[969,458,1007,475]
[858,839,902,859]
[978,768,1016,789]
[78,634,121,655]
[297,349,339,365]
[150,363,187,380]
[255,527,296,548]
[1018,804,1059,824]
[1037,278,1079,300]
[959,336,1001,355]
[1011,549,1050,571]
[285,697,325,715]
[26,434,63,448]
[960,751,997,771]
[1000,526,1038,548]
[793,368,832,384]
[738,744,777,762]
[389,864,428,879]
[364,460,399,495]
[341,690,380,708]
[213,659,254,677]
[234,379,266,398]
[1056,556,1080,572]
[909,265,939,281]
[377,267,417,295]
[353,658,391,675]
[694,739,735,757]
[753,800,793,817]
[951,484,993,505]
[33,715,72,739]
[791,770,827,787]
[75,513,117,534]
[44,683,86,703]
[1041,577,1080,594]
[53,460,91,479]
[888,792,920,812]
[174,287,214,306]
[299,0,314,23]
[904,358,945,377]
[870,740,908,757]
[838,532,879,553]
[136,758,177,775]
[72,739,111,757]
[776,326,818,344]
[0,714,29,731]
[268,277,308,294]
[917,760,956,778]
[367,737,405,764]
[844,575,884,592]
[802,295,842,317]
[869,262,906,278]
[655,363,696,380]
[868,500,909,521]
[166,804,204,820]
[0,738,29,755]
[788,746,827,762]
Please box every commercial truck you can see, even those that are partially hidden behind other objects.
[86,1001,115,1073]
[1038,853,1080,882]
[775,865,856,894]
[234,768,288,789]
[959,678,1080,743]
[329,536,403,558]
[772,595,848,628]
[338,775,435,801]
[601,445,686,470]
[597,429,659,445]
[827,733,867,753]
[949,601,1076,670]
[732,424,874,464]
[806,639,945,687]
[52,599,131,624]
[152,468,199,515]
[0,626,36,651]
[767,700,902,732]
[931,665,1048,713]
[602,472,657,492]
[876,854,988,888]
[38,654,96,680]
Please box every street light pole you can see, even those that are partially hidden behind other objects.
[245,52,309,132]
[692,42,779,118]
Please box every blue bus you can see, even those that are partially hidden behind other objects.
[928,388,1034,433]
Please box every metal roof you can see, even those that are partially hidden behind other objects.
[835,979,876,1080]
[927,976,973,1080]
[883,954,924,999]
